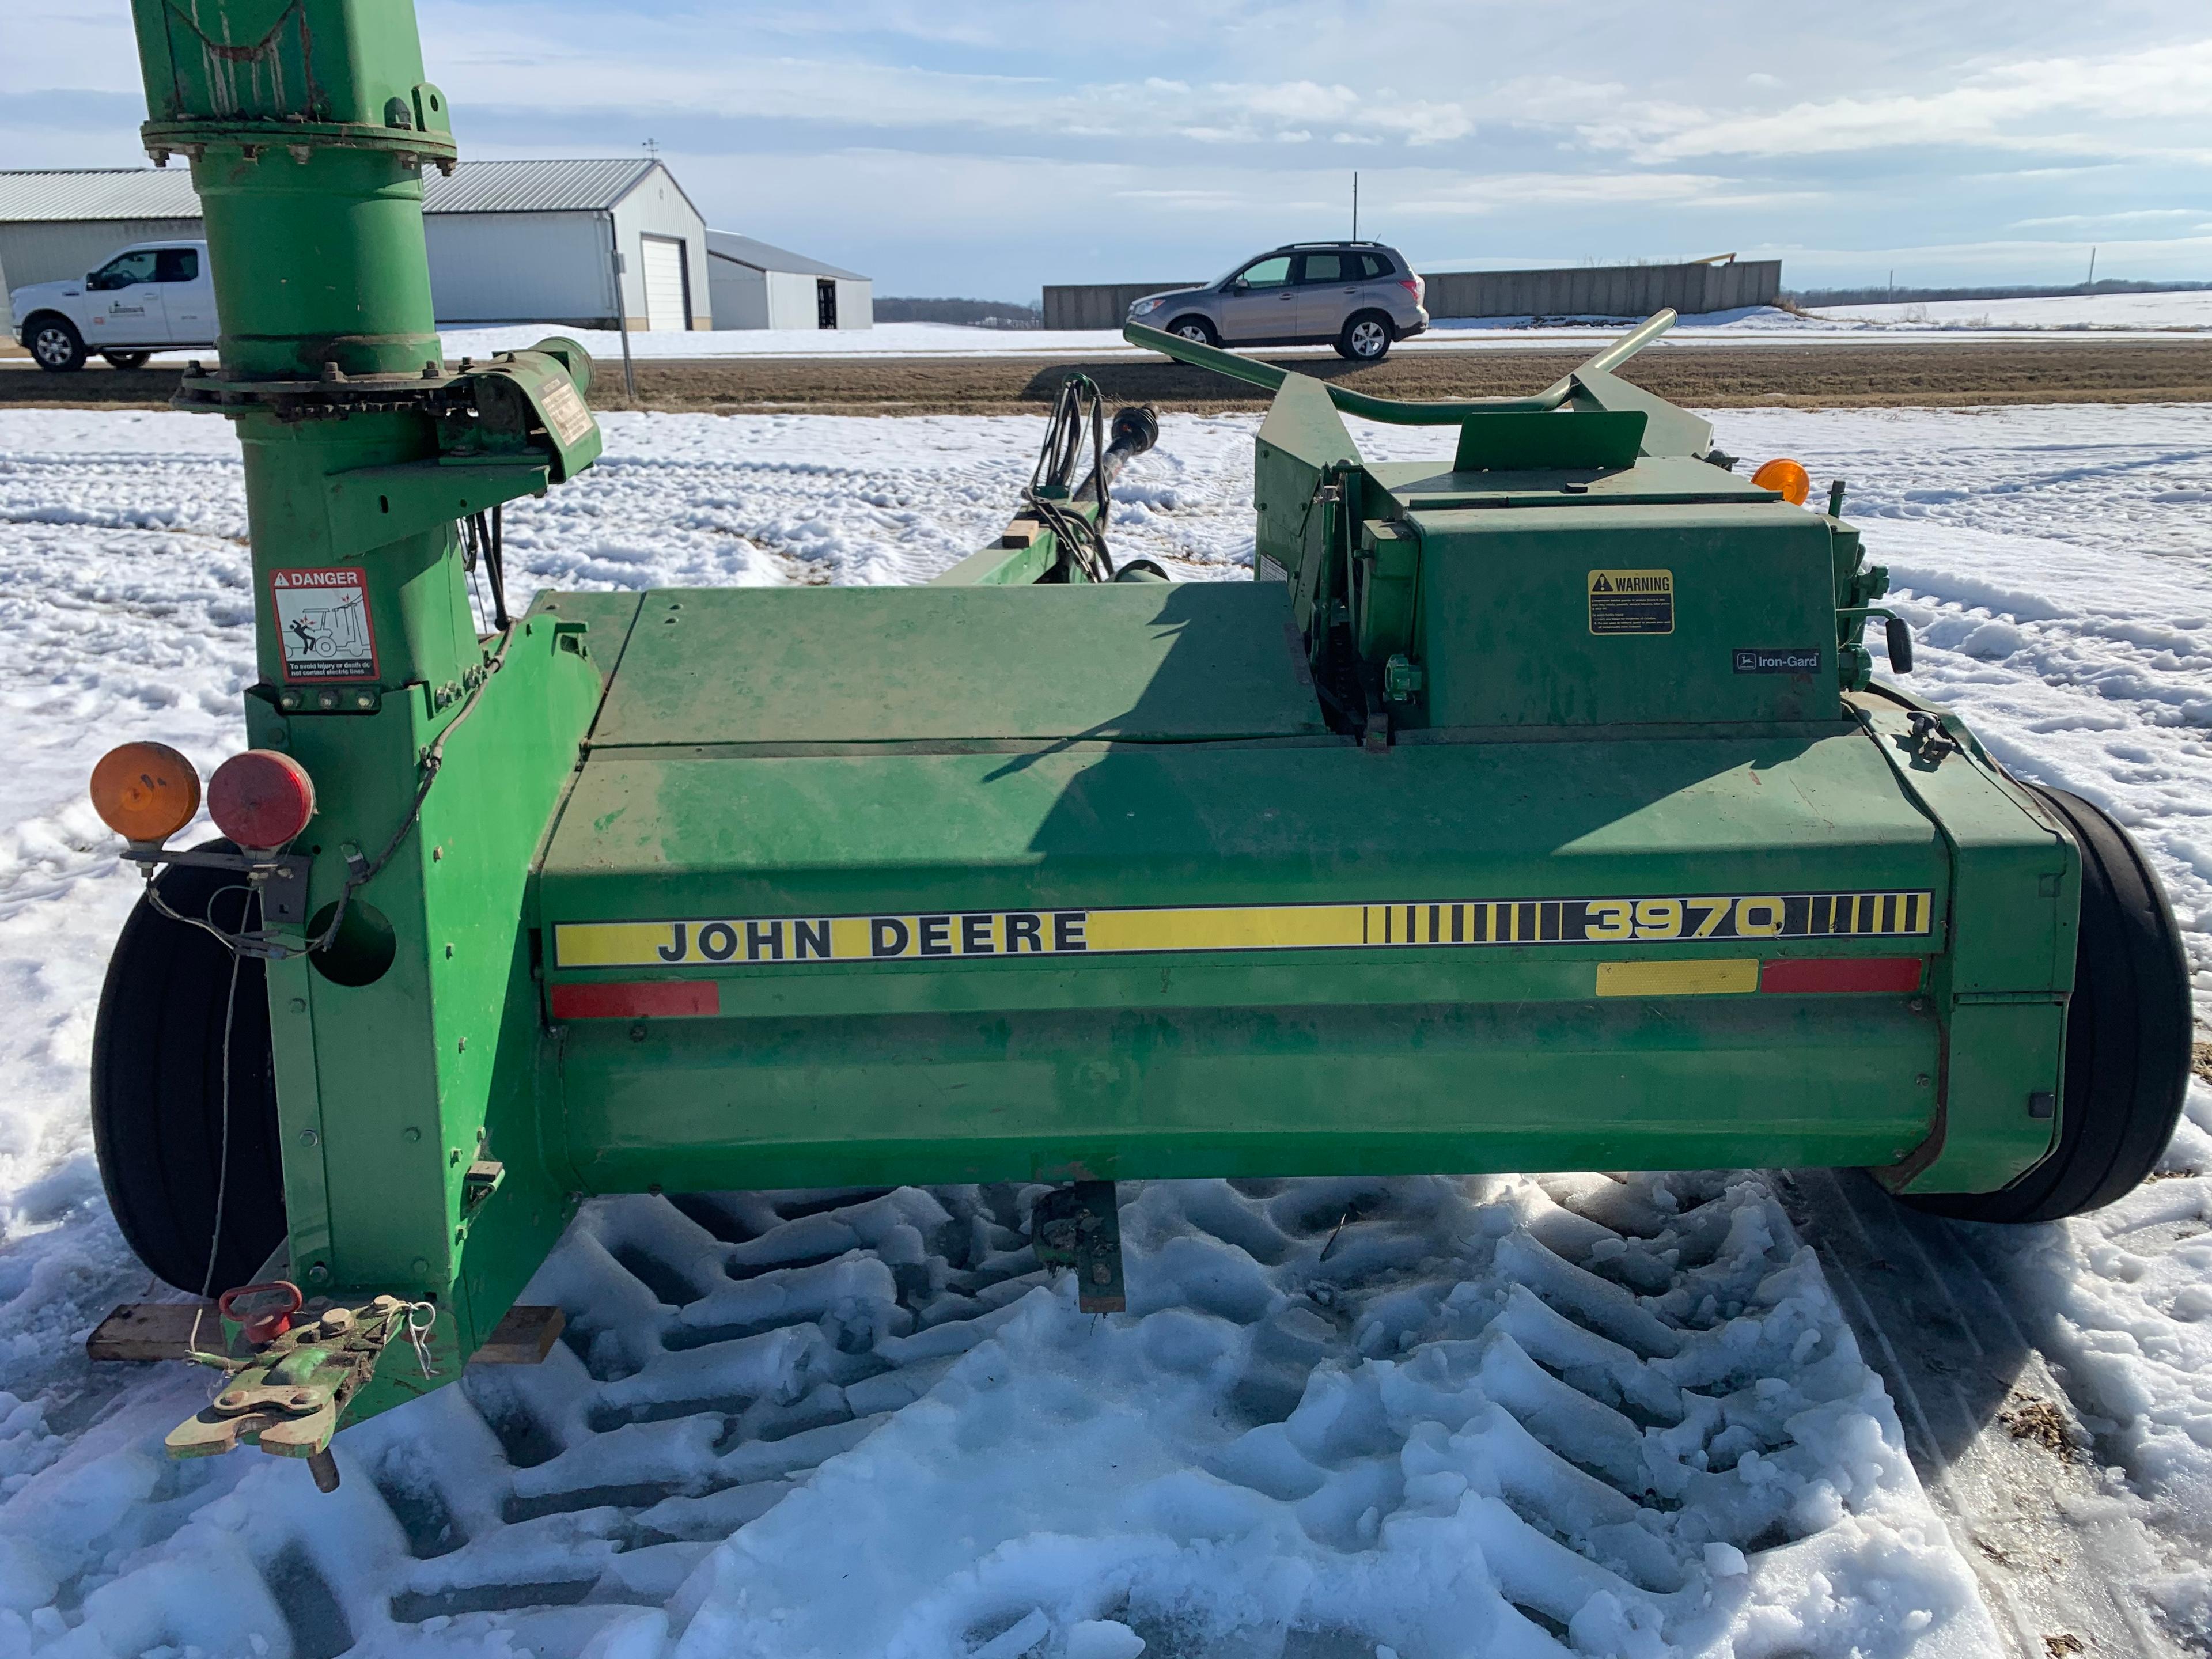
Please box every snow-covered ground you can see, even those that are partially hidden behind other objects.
[1811,291,2212,334]
[0,400,2207,1657]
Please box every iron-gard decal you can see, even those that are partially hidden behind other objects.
[1734,646,1823,675]
[554,890,1934,969]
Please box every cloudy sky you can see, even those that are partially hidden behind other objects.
[6,0,2208,301]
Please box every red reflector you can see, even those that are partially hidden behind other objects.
[550,980,721,1020]
[206,749,315,850]
[1760,957,1924,994]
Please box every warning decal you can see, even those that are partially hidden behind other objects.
[271,567,377,682]
[553,889,1934,970]
[1588,568,1674,635]
[539,378,594,448]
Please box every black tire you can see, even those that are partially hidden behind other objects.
[1337,311,1393,362]
[91,843,287,1292]
[1166,316,1218,347]
[102,350,152,370]
[27,315,86,372]
[1905,785,2192,1223]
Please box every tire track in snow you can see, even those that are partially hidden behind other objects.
[12,1177,1997,1658]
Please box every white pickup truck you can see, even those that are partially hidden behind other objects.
[10,240,218,371]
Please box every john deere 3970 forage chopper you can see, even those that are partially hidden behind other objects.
[85,0,2190,1486]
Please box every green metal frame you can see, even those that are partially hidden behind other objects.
[122,0,2077,1460]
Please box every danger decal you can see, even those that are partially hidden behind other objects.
[1588,568,1673,635]
[552,890,1934,969]
[271,567,377,682]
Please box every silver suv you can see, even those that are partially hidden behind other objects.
[1128,243,1428,361]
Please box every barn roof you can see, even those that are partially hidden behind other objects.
[707,231,866,283]
[0,160,685,222]
[0,169,199,222]
[425,158,662,214]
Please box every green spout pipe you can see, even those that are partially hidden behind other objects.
[1123,309,1677,426]
[131,0,474,692]
[1556,308,1679,384]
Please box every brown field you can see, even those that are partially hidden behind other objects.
[6,339,2212,416]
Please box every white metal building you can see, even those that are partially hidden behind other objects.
[0,160,711,334]
[707,232,872,331]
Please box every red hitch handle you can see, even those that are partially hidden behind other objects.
[218,1280,303,1346]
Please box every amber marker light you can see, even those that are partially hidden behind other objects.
[89,741,202,846]
[1751,457,1812,506]
[207,750,317,851]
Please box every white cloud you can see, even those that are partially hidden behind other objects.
[1591,38,2212,162]
[7,0,2211,293]
[2009,209,2199,229]
[1396,171,1820,214]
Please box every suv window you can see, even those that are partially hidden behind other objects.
[89,251,159,289]
[1299,252,1351,283]
[1355,252,1395,279]
[1234,256,1293,289]
[153,248,199,282]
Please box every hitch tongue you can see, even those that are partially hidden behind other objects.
[1033,1181,1126,1313]
[165,1294,418,1481]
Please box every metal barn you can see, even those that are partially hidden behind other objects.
[1,160,710,334]
[706,232,872,331]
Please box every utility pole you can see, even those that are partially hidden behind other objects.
[1352,172,1359,241]
[2087,247,2097,289]
[605,212,637,402]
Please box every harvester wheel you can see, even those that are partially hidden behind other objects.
[1167,316,1218,347]
[1904,786,2192,1224]
[91,843,287,1291]
[1338,312,1393,362]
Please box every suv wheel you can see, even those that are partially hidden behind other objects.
[29,317,86,373]
[1338,312,1393,363]
[1168,316,1218,347]
[102,350,152,370]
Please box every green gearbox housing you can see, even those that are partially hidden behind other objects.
[94,0,2192,1460]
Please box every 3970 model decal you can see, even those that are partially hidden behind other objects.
[553,889,1935,969]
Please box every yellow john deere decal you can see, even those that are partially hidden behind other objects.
[554,890,1934,969]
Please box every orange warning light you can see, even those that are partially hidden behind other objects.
[1751,457,1812,506]
[89,742,202,845]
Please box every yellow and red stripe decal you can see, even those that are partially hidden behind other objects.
[552,889,1934,971]
[551,953,1923,1018]
[546,889,1934,1016]
[1593,955,1923,998]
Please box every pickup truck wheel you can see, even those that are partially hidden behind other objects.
[1337,312,1393,362]
[101,350,152,370]
[28,316,86,372]
[1902,785,2191,1223]
[91,842,287,1291]
[1167,316,1218,347]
